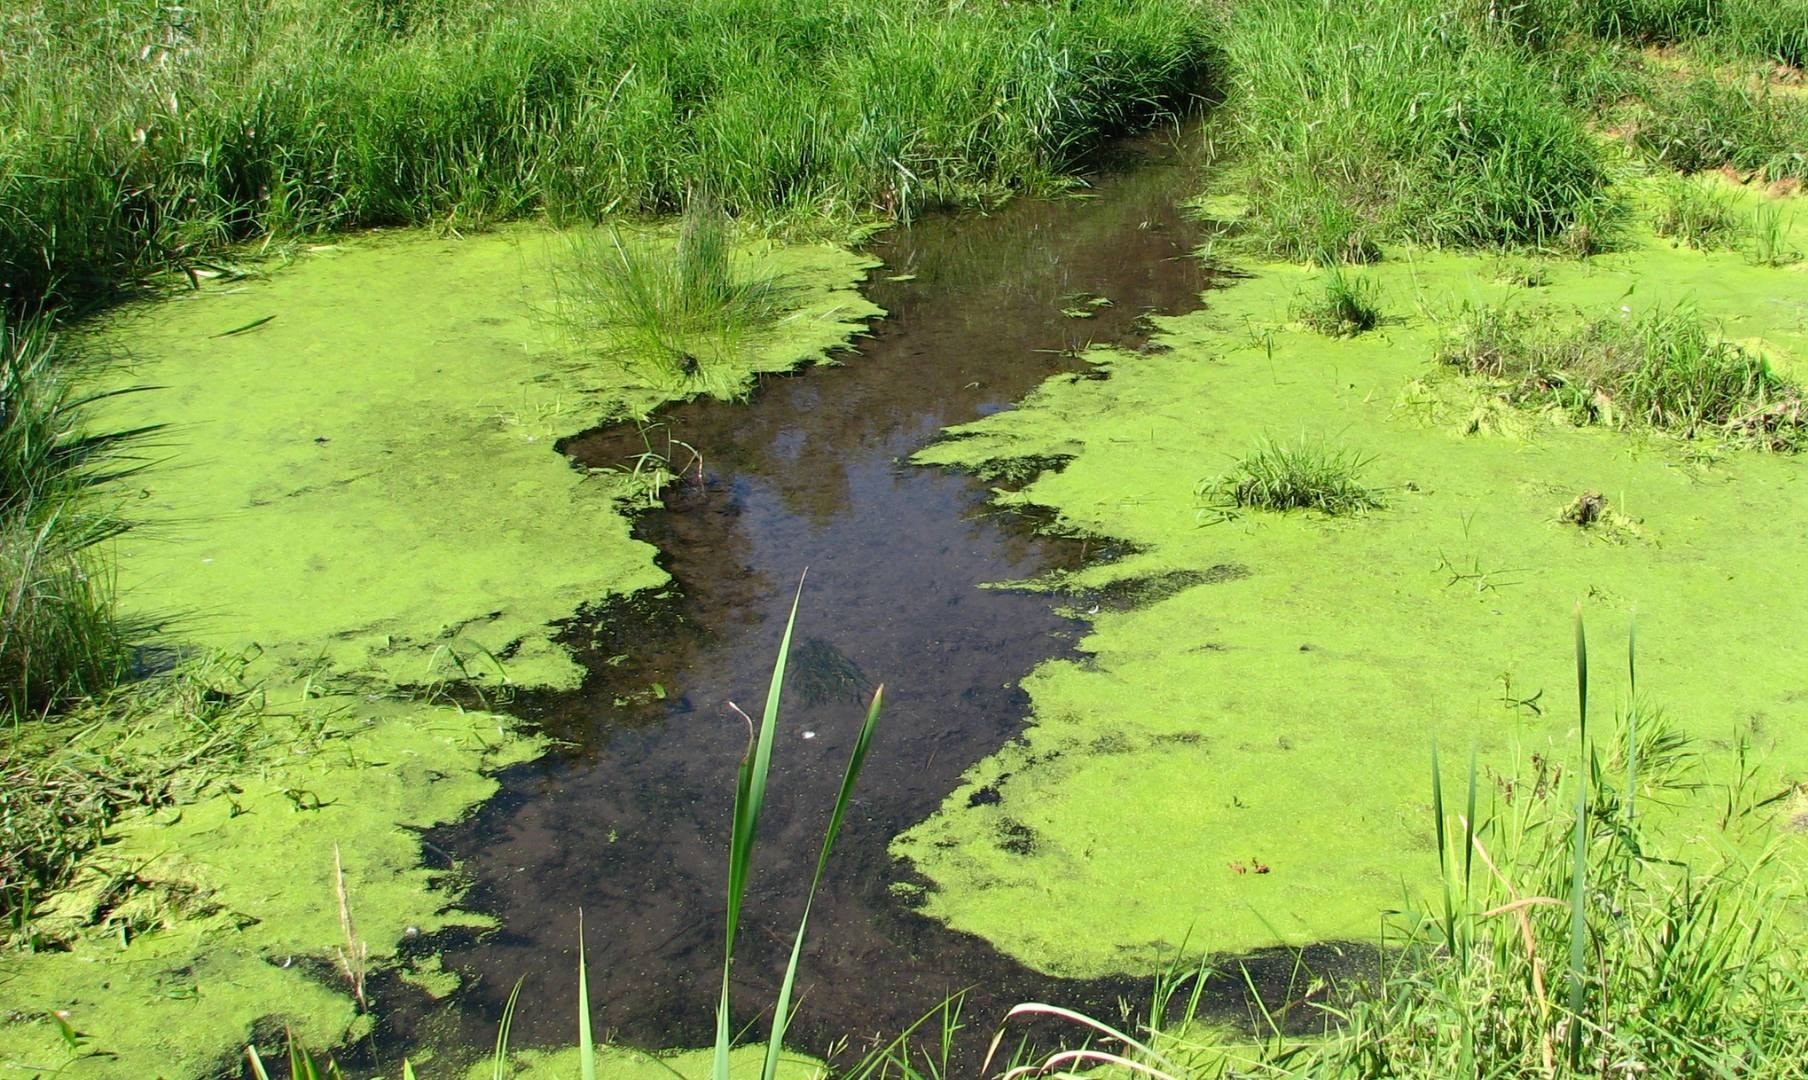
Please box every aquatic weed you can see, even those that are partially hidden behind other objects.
[995,623,1808,1079]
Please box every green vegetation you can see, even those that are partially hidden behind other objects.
[8,0,1808,1074]
[0,0,1211,312]
[1651,175,1746,249]
[555,201,793,386]
[1216,0,1620,263]
[1295,269,1383,337]
[0,315,152,715]
[1198,436,1386,517]
[1004,628,1808,1079]
[1441,300,1807,447]
[1628,76,1808,183]
[2,654,264,928]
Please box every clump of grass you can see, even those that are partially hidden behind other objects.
[1198,436,1386,517]
[1627,75,1808,182]
[1748,202,1803,266]
[1296,269,1382,337]
[1651,175,1745,248]
[1,315,155,715]
[1492,255,1552,287]
[554,199,791,384]
[1442,300,1807,447]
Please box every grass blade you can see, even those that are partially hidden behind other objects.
[1430,739,1455,955]
[761,685,885,1080]
[1626,613,1639,825]
[492,977,525,1080]
[1574,603,1589,751]
[715,575,807,1080]
[1567,610,1590,1068]
[579,909,597,1080]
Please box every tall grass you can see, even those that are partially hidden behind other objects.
[1628,76,1808,183]
[0,0,1212,312]
[1441,299,1807,447]
[1521,0,1808,66]
[1650,175,1745,249]
[0,315,154,715]
[1218,0,1620,263]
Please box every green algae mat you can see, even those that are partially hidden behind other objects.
[894,200,1808,976]
[1,227,877,1076]
[95,226,880,690]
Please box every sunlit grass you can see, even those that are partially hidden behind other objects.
[1198,435,1387,518]
[1441,299,1806,447]
[0,0,1211,312]
[1295,269,1382,337]
[553,200,794,387]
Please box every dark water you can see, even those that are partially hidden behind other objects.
[387,129,1344,1072]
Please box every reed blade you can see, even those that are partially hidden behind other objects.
[762,685,885,1080]
[716,576,806,1080]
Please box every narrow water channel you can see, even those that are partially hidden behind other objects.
[407,129,1256,1068]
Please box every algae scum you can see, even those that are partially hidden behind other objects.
[8,130,1808,1076]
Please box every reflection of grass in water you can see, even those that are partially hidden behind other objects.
[1198,435,1386,517]
[1442,299,1807,447]
[555,200,793,389]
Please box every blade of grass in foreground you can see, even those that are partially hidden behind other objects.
[579,909,597,1080]
[1626,613,1639,825]
[1567,608,1590,1069]
[715,578,806,1080]
[761,684,884,1080]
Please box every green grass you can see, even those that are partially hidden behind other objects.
[0,315,155,716]
[0,0,1212,312]
[1198,436,1387,517]
[554,199,794,386]
[1748,202,1804,266]
[1441,299,1807,447]
[1217,0,1621,264]
[1523,0,1808,66]
[1627,75,1808,183]
[1295,269,1382,337]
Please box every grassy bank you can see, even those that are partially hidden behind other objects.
[1,0,1212,312]
[1210,0,1807,264]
